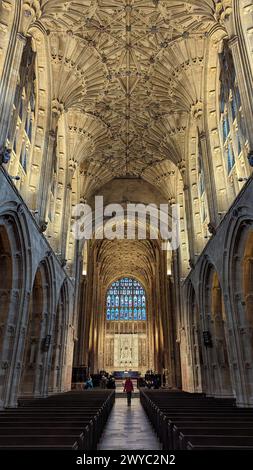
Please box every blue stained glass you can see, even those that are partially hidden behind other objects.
[227,143,235,174]
[199,174,205,197]
[25,116,29,135]
[235,85,241,109]
[231,96,237,121]
[220,86,225,114]
[223,116,230,142]
[219,42,246,173]
[106,277,146,320]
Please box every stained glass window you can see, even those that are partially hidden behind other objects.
[106,277,146,321]
[197,133,209,224]
[7,38,36,176]
[219,41,246,175]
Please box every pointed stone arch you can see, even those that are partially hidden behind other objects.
[19,256,55,398]
[201,261,233,398]
[0,200,32,408]
[228,217,253,406]
[49,279,69,393]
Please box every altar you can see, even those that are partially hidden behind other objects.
[113,333,138,369]
[113,371,140,379]
[103,330,148,374]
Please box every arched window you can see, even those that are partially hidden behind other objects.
[197,133,209,225]
[106,277,146,321]
[7,38,36,176]
[48,135,58,222]
[219,41,246,176]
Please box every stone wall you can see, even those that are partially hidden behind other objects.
[0,167,75,408]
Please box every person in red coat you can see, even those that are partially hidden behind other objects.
[123,377,134,406]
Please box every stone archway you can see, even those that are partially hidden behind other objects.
[19,261,52,397]
[211,272,233,396]
[0,225,13,406]
[242,230,253,326]
[49,281,69,394]
[187,283,204,393]
[203,267,233,398]
[0,226,13,356]
[230,224,253,406]
[0,214,26,409]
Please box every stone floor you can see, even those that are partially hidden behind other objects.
[98,398,162,450]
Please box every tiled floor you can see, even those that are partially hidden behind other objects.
[98,398,162,450]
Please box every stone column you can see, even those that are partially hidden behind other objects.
[33,310,48,398]
[97,284,105,372]
[4,289,31,408]
[37,99,64,222]
[182,183,195,263]
[199,131,219,225]
[60,160,77,261]
[37,128,57,221]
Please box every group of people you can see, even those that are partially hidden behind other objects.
[97,370,135,406]
[144,372,162,389]
[84,370,165,407]
[100,374,116,390]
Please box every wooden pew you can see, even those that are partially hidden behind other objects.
[0,390,115,450]
[140,389,253,450]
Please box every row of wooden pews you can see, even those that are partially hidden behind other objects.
[0,390,115,450]
[140,389,253,450]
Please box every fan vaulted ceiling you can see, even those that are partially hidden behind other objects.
[38,0,220,195]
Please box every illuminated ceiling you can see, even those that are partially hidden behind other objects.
[37,0,221,197]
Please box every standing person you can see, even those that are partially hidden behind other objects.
[100,375,107,389]
[123,377,134,406]
[86,376,93,389]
